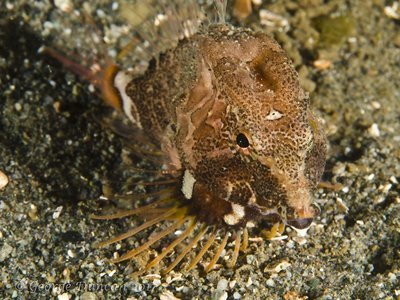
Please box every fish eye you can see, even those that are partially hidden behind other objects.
[236,133,250,148]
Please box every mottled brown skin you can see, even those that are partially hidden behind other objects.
[124,24,326,230]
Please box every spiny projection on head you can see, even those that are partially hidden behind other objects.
[44,0,327,274]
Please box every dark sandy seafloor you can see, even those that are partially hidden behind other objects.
[0,0,399,299]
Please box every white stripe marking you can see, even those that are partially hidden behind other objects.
[114,71,142,129]
[181,170,196,199]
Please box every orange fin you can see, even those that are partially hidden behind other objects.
[40,46,122,111]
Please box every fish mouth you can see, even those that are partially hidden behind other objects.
[247,201,320,230]
[285,204,320,229]
[253,210,313,230]
[286,217,313,229]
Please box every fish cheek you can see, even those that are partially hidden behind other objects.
[189,182,237,226]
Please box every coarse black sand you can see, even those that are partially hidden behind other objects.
[0,1,399,299]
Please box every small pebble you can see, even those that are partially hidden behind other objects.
[214,291,228,300]
[111,2,119,10]
[6,2,14,9]
[53,101,61,113]
[58,293,70,300]
[0,170,9,190]
[371,101,381,109]
[96,9,106,19]
[259,9,289,31]
[217,278,228,291]
[159,290,180,300]
[0,243,14,262]
[153,279,161,287]
[384,2,400,19]
[336,197,349,213]
[54,0,73,13]
[62,268,71,280]
[246,277,253,287]
[380,183,392,193]
[144,274,161,280]
[53,206,63,219]
[28,204,38,221]
[368,123,380,137]
[264,259,291,273]
[266,278,275,287]
[332,163,346,176]
[14,102,22,111]
[390,176,398,184]
[313,59,332,70]
[292,236,308,245]
[67,249,76,258]
[229,280,236,289]
[366,174,375,181]
[81,292,98,300]
[246,255,256,264]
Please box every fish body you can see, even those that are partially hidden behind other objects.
[111,23,326,230]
